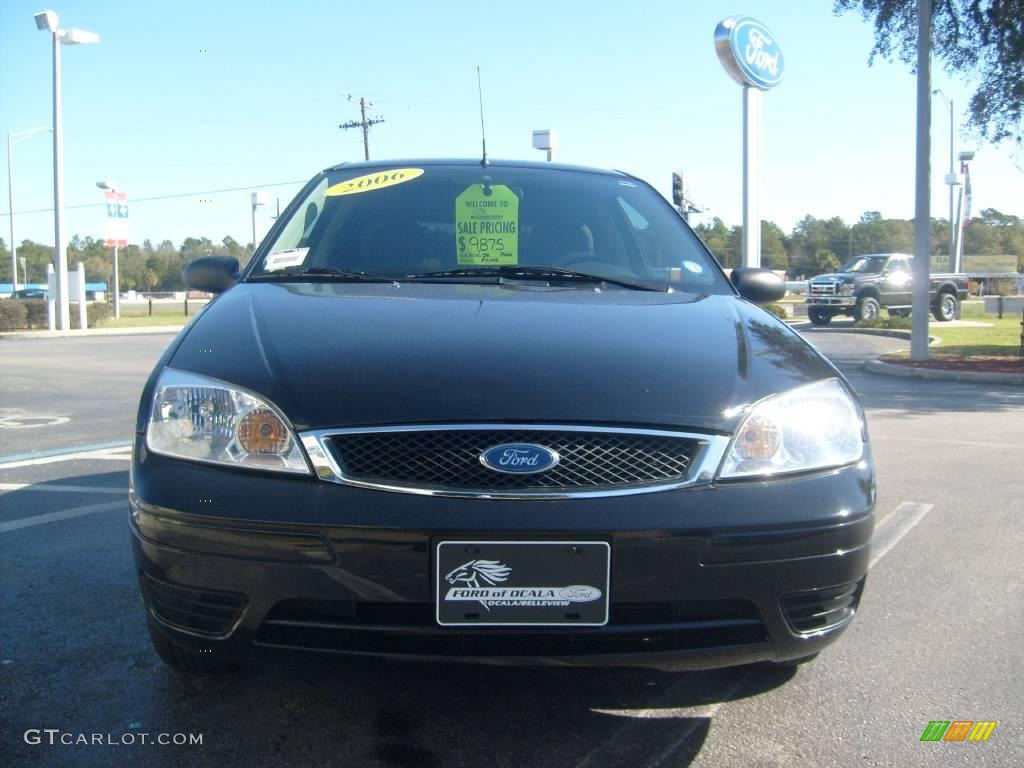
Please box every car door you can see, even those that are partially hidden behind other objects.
[882,257,912,307]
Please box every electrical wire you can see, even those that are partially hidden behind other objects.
[0,180,308,218]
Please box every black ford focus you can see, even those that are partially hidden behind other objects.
[130,159,874,672]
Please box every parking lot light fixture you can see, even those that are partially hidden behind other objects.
[34,9,100,330]
[7,127,52,296]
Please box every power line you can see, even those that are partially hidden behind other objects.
[339,95,385,161]
[0,179,308,218]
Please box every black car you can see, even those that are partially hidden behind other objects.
[12,288,47,300]
[131,159,874,673]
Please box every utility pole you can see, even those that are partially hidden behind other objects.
[339,96,385,161]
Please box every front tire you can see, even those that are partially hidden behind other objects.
[854,296,881,322]
[146,614,234,673]
[808,308,834,326]
[932,292,958,322]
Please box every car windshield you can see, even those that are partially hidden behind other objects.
[840,255,890,274]
[246,164,730,293]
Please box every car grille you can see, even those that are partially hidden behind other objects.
[142,573,247,638]
[809,281,839,296]
[256,598,768,657]
[781,579,864,634]
[327,428,703,493]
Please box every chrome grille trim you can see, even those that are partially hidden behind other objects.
[299,424,729,499]
[809,281,839,296]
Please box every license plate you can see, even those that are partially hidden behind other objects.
[436,541,610,626]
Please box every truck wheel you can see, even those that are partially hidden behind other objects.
[854,296,881,322]
[932,292,958,322]
[808,308,833,326]
[146,614,234,673]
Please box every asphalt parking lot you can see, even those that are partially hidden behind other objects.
[1,331,1022,767]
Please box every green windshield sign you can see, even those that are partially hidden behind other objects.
[455,185,519,265]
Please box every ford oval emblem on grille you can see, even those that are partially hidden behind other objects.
[480,443,560,474]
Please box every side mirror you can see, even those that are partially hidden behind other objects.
[730,267,786,305]
[183,256,240,294]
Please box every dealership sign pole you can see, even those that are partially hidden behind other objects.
[714,17,784,269]
[103,189,128,318]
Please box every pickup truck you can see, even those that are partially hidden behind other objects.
[805,253,968,325]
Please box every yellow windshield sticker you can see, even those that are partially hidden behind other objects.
[325,168,424,196]
[455,184,519,265]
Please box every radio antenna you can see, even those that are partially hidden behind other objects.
[477,66,489,168]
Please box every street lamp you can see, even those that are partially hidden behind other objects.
[532,129,558,162]
[96,180,121,318]
[954,150,975,274]
[251,191,269,250]
[34,9,100,331]
[7,127,52,296]
[932,89,958,272]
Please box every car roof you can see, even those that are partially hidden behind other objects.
[321,157,632,179]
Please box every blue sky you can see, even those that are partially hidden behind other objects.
[1,0,1021,250]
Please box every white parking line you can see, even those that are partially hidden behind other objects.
[0,500,123,534]
[0,446,132,469]
[0,483,125,494]
[870,502,935,568]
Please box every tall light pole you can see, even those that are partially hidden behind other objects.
[932,89,957,272]
[251,191,269,252]
[96,181,121,318]
[7,127,52,295]
[34,10,99,331]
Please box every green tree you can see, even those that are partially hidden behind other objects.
[694,218,730,261]
[761,221,789,270]
[0,238,10,284]
[835,0,1024,145]
[812,249,841,274]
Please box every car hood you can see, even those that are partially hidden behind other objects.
[169,282,836,434]
[811,272,862,283]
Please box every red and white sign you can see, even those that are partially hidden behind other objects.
[104,191,129,248]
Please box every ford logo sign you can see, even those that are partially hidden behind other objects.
[480,444,560,474]
[714,16,785,91]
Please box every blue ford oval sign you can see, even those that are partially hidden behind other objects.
[480,444,560,474]
[714,16,785,90]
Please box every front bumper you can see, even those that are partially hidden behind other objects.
[130,444,875,670]
[806,297,856,307]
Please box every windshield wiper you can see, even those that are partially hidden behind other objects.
[248,266,397,283]
[406,265,668,292]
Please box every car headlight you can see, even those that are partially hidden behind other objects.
[838,283,854,295]
[718,379,864,479]
[146,369,310,474]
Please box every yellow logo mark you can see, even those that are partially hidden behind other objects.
[968,721,997,742]
[325,168,424,197]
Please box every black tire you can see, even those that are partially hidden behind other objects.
[932,292,958,322]
[146,614,234,673]
[889,308,911,318]
[854,295,881,322]
[807,308,833,326]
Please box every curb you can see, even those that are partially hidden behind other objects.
[794,324,939,344]
[0,326,184,339]
[865,359,1023,386]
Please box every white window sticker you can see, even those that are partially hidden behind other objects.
[263,248,309,271]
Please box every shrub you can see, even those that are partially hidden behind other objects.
[0,300,28,331]
[22,299,48,329]
[763,303,789,320]
[69,302,113,329]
